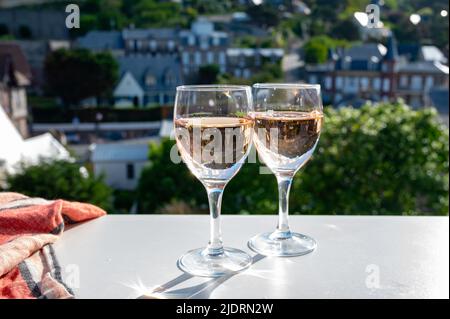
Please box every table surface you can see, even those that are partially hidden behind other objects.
[53,215,449,299]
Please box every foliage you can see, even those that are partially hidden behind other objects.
[0,24,9,36]
[137,102,449,215]
[112,189,136,214]
[304,36,349,64]
[17,25,32,39]
[292,102,449,215]
[331,19,360,41]
[137,139,206,213]
[44,49,118,106]
[197,64,221,84]
[245,4,280,28]
[5,160,113,212]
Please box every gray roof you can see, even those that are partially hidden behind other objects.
[77,31,123,50]
[397,61,449,74]
[117,54,182,91]
[91,143,149,162]
[227,48,284,57]
[343,43,387,61]
[122,28,178,39]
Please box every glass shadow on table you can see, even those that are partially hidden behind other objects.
[136,254,266,299]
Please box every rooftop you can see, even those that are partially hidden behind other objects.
[91,143,149,162]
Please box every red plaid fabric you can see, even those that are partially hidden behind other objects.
[0,192,106,299]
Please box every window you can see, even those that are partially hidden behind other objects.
[219,52,226,65]
[361,77,369,90]
[309,75,318,84]
[126,163,135,180]
[373,78,381,90]
[207,51,214,64]
[195,52,202,65]
[165,71,176,85]
[149,40,157,51]
[212,37,220,46]
[188,35,195,46]
[182,52,190,65]
[234,69,242,78]
[325,76,332,90]
[425,76,434,90]
[411,76,422,90]
[145,74,156,87]
[399,75,408,88]
[167,40,175,51]
[335,76,343,89]
[243,69,251,79]
[200,36,209,50]
[383,78,390,92]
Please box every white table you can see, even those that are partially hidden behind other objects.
[53,215,449,299]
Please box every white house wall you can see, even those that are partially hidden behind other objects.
[94,161,148,190]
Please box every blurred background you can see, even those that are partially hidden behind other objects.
[0,0,448,215]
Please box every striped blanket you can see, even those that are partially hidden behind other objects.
[0,192,106,299]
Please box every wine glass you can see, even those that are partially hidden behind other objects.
[174,85,254,277]
[248,83,323,257]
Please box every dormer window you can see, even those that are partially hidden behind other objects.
[164,71,176,86]
[145,74,156,87]
[200,36,209,50]
[343,56,352,70]
[188,35,195,46]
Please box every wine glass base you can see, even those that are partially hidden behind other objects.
[248,231,317,257]
[178,247,252,277]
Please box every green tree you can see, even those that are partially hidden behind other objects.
[304,36,350,64]
[18,25,32,39]
[197,64,220,84]
[0,24,9,37]
[137,102,449,215]
[331,19,360,41]
[304,40,328,64]
[291,102,449,215]
[245,4,280,28]
[44,49,118,106]
[137,139,206,213]
[5,160,113,211]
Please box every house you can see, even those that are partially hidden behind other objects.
[0,42,31,137]
[77,18,283,105]
[0,8,69,40]
[179,18,229,78]
[122,28,179,55]
[77,31,123,56]
[305,35,449,108]
[90,142,149,190]
[0,105,70,177]
[113,54,183,107]
[227,48,284,78]
[78,28,183,107]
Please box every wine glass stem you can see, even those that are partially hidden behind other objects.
[274,175,293,239]
[205,187,225,256]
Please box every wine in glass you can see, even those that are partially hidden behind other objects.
[174,85,254,277]
[248,83,323,257]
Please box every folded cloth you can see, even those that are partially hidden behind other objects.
[0,192,106,299]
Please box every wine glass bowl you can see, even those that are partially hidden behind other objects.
[248,83,323,257]
[174,85,254,277]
